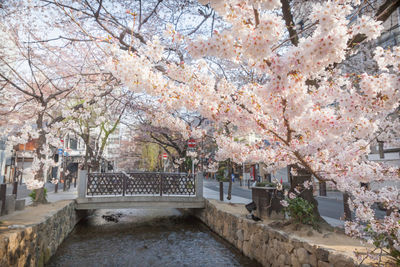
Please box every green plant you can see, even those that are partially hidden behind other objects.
[255,182,267,187]
[29,188,47,202]
[285,197,317,228]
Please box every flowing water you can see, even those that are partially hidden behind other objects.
[46,209,261,267]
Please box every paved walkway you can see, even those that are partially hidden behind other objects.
[22,186,77,206]
[203,187,250,204]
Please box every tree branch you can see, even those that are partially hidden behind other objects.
[280,0,299,46]
[348,0,400,48]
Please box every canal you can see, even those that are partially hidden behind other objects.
[46,208,261,267]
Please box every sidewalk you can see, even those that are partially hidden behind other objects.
[322,216,344,227]
[203,187,250,204]
[21,184,78,206]
[315,191,343,201]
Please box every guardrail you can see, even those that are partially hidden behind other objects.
[79,171,200,197]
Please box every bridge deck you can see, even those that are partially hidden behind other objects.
[75,196,205,209]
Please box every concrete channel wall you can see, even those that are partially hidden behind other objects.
[192,199,359,267]
[0,201,87,267]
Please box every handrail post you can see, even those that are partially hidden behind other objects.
[195,172,203,199]
[78,169,87,198]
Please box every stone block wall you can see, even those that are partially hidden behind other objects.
[193,199,359,267]
[0,201,87,267]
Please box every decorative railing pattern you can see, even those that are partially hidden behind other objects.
[87,172,125,196]
[86,172,196,196]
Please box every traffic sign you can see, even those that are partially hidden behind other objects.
[162,153,167,159]
[188,139,196,148]
[58,148,63,155]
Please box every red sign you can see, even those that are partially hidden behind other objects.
[162,153,168,159]
[188,139,196,148]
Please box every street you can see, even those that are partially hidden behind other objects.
[203,179,386,221]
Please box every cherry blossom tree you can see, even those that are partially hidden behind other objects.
[2,0,400,261]
[0,2,117,202]
[109,0,400,262]
[130,108,211,172]
[1,0,213,202]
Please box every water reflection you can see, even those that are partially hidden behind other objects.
[47,209,261,267]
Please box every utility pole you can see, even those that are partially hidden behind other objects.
[192,156,194,178]
[242,162,245,187]
[20,143,25,184]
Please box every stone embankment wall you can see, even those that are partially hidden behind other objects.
[193,199,359,267]
[0,201,87,267]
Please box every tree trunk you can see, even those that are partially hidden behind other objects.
[82,133,91,171]
[34,187,47,204]
[343,192,352,221]
[91,160,100,173]
[319,181,327,196]
[33,112,48,204]
[290,167,323,221]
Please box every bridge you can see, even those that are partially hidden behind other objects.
[75,170,204,210]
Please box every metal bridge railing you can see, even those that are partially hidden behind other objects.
[82,171,198,197]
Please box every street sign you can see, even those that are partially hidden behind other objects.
[58,148,63,155]
[162,153,167,159]
[188,139,196,148]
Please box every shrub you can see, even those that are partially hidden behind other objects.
[285,197,317,228]
[29,188,47,202]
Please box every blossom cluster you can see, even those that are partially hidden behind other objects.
[109,0,400,262]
